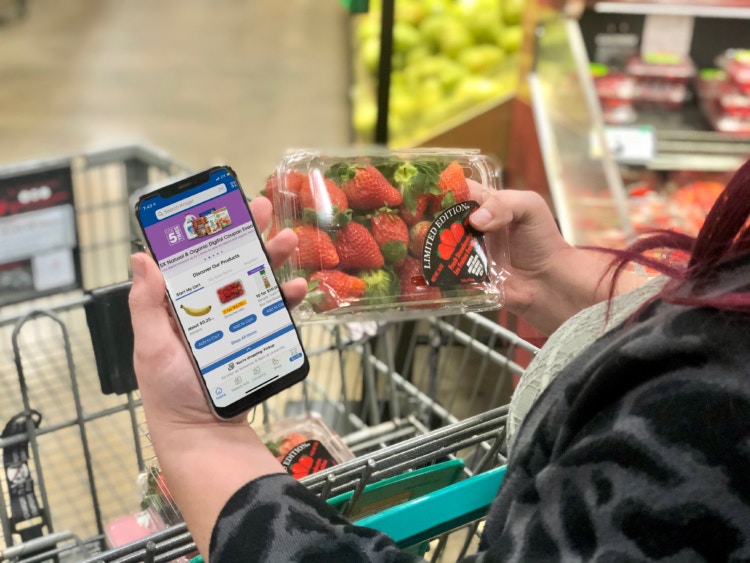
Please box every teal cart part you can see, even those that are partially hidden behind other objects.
[326,458,465,519]
[357,465,507,548]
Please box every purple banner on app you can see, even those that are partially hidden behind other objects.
[146,190,251,261]
[247,265,266,275]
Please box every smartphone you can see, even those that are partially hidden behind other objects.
[135,166,309,418]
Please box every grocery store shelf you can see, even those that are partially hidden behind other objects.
[628,106,750,171]
[594,1,750,19]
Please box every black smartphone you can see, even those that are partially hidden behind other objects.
[135,165,309,418]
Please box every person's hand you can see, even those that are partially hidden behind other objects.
[468,185,571,319]
[468,185,648,334]
[129,196,307,430]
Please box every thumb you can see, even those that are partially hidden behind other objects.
[129,253,176,349]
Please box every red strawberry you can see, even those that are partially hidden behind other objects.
[334,222,384,270]
[431,161,470,212]
[298,171,349,216]
[291,225,339,270]
[398,195,430,227]
[409,221,432,258]
[370,208,409,266]
[398,256,442,305]
[332,164,403,210]
[394,161,441,225]
[308,270,367,312]
[262,170,306,205]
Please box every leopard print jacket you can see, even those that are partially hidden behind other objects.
[210,257,750,562]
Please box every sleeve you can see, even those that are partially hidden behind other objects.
[208,473,427,563]
[479,366,750,562]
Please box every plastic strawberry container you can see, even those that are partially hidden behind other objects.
[264,148,509,324]
[259,412,355,479]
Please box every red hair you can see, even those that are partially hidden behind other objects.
[595,157,750,313]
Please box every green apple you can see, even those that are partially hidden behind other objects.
[396,0,427,26]
[353,100,377,140]
[436,20,474,58]
[393,21,421,54]
[454,76,506,104]
[499,25,523,53]
[355,15,381,44]
[360,37,381,74]
[502,0,524,25]
[457,45,507,73]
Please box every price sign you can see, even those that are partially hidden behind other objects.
[0,161,80,305]
[591,125,656,164]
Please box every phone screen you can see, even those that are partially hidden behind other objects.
[136,167,308,417]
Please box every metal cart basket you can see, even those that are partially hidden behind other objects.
[0,146,539,563]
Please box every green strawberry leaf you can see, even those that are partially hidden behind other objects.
[374,160,402,184]
[403,188,418,213]
[334,208,353,228]
[304,288,327,312]
[325,162,357,184]
[394,162,419,187]
[442,191,457,209]
[381,241,407,264]
[359,268,400,305]
[301,207,321,226]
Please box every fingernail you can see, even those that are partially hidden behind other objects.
[470,208,491,229]
[130,254,144,280]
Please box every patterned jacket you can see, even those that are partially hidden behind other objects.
[210,256,750,562]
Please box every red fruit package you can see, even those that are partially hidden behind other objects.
[259,413,354,480]
[266,148,509,324]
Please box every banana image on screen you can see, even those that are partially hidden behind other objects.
[180,304,212,316]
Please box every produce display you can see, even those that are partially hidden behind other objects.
[591,54,697,125]
[351,0,524,145]
[576,175,726,248]
[263,149,508,323]
[696,51,750,135]
[261,413,355,480]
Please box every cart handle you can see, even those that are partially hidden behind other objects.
[357,465,507,548]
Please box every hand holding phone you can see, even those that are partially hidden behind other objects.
[134,167,309,419]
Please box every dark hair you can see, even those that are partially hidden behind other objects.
[599,158,750,313]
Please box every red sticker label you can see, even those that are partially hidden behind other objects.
[279,440,337,479]
[422,201,489,287]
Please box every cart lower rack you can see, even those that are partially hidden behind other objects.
[0,145,539,563]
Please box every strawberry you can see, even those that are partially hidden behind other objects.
[328,163,402,210]
[334,222,384,270]
[398,256,442,305]
[393,161,441,226]
[398,196,430,227]
[359,268,400,305]
[291,225,339,270]
[307,270,366,312]
[430,161,471,212]
[262,170,306,208]
[298,171,350,228]
[409,221,432,258]
[370,208,409,266]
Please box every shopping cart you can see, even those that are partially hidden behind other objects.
[0,146,540,563]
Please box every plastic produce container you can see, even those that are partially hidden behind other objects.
[591,64,637,124]
[264,148,509,324]
[627,53,696,109]
[260,412,355,479]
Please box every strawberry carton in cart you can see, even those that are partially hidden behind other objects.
[262,148,510,324]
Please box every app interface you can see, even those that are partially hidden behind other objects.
[138,169,304,408]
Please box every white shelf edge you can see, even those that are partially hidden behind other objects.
[595,2,750,19]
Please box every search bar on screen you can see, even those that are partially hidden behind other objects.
[155,184,227,220]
